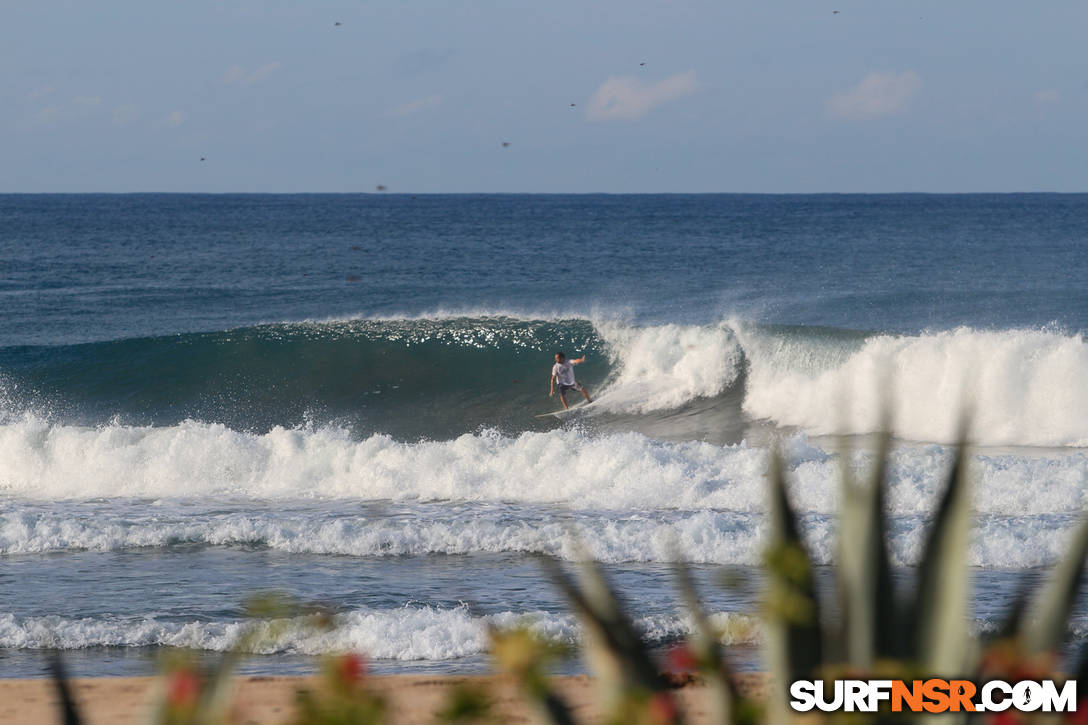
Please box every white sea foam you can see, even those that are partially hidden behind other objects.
[594,321,743,413]
[2,504,1082,569]
[0,415,769,507]
[3,416,1086,510]
[739,325,1088,447]
[0,607,760,656]
[2,413,1086,567]
[3,606,1074,657]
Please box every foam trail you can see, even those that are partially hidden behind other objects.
[741,326,1088,447]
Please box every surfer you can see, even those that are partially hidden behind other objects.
[549,352,592,410]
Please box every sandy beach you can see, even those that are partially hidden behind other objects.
[0,673,770,724]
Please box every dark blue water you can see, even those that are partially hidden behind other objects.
[5,194,1087,348]
[2,194,1087,678]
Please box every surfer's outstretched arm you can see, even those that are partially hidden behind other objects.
[572,355,586,364]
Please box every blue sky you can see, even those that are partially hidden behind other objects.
[4,1,1087,192]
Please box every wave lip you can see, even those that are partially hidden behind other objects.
[592,321,744,414]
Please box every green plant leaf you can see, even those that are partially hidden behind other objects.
[1021,514,1088,656]
[836,430,899,668]
[907,432,972,676]
[673,557,741,722]
[541,555,668,697]
[764,447,823,689]
[47,652,83,725]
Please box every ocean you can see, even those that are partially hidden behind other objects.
[2,193,1087,678]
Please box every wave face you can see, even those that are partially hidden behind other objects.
[0,318,605,439]
[5,316,1088,447]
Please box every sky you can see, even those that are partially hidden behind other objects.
[3,1,1087,193]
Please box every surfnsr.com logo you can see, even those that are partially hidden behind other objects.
[790,679,1077,713]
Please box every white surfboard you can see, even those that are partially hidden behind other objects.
[535,401,592,418]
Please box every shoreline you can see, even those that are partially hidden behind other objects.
[0,673,770,724]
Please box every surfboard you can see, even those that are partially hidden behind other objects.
[535,401,592,418]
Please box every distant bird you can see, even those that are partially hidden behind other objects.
[200,157,206,161]
[375,184,387,191]
[570,103,576,107]
[501,141,511,148]
[334,21,341,26]
[639,62,646,66]
[833,10,839,13]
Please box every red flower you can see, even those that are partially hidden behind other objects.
[666,643,698,672]
[167,669,200,708]
[648,692,679,724]
[337,653,367,684]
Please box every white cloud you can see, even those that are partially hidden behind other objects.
[223,62,283,85]
[1035,89,1060,103]
[24,95,101,128]
[826,71,921,121]
[72,95,103,110]
[28,85,54,101]
[586,71,698,121]
[31,106,64,126]
[112,104,141,126]
[161,111,186,128]
[388,94,444,117]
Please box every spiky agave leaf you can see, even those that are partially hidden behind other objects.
[836,429,898,669]
[763,446,824,709]
[47,652,82,725]
[672,557,745,723]
[1021,514,1088,658]
[906,430,973,677]
[540,555,675,718]
[489,625,577,725]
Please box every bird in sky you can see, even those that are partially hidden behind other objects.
[501,141,511,148]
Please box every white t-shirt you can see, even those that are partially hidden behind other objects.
[552,361,576,386]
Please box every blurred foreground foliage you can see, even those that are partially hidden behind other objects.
[47,431,1088,722]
